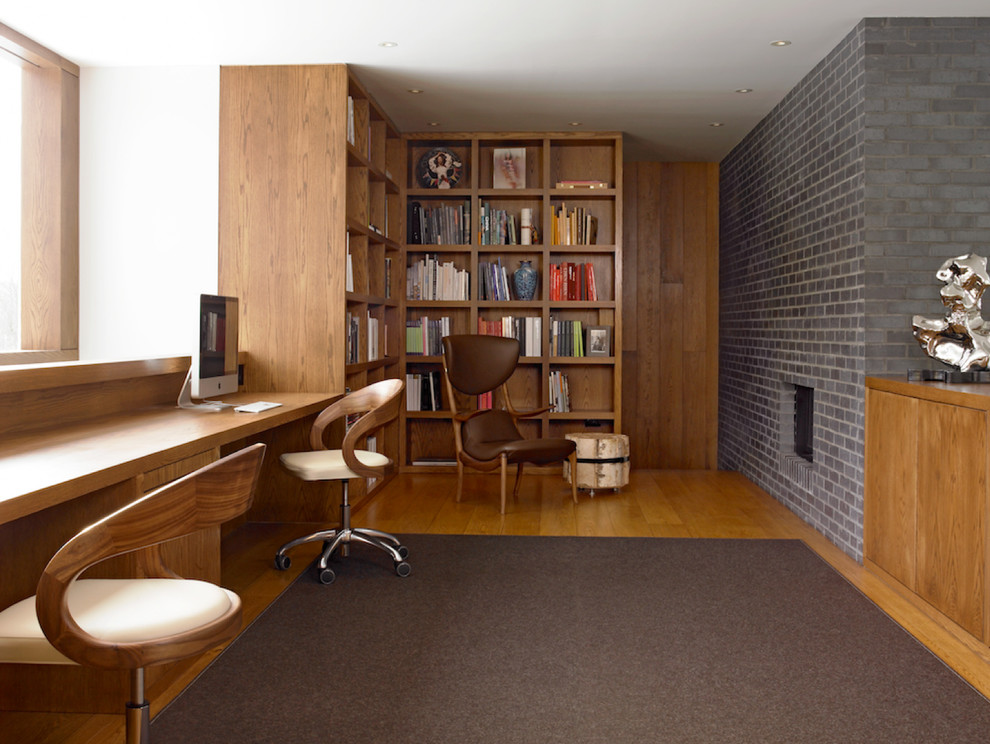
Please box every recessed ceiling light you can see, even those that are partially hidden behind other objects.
[428,122,440,127]
[568,121,582,127]
[709,122,724,127]
[735,88,753,94]
[770,40,791,47]
[407,89,423,94]
[378,41,398,48]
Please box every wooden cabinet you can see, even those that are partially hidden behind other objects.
[400,133,622,469]
[219,64,401,501]
[865,378,988,643]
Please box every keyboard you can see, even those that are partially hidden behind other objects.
[233,401,283,414]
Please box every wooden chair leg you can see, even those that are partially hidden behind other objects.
[513,463,524,498]
[500,455,508,514]
[456,460,464,502]
[569,451,578,504]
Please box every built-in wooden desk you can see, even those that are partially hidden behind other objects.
[0,356,338,713]
[1,391,334,526]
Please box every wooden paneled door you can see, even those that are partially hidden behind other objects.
[621,162,718,469]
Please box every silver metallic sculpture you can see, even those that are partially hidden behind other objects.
[913,253,990,371]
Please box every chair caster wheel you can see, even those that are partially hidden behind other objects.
[395,561,411,578]
[274,554,291,571]
[397,545,409,560]
[318,567,336,585]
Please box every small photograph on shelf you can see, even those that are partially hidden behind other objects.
[493,148,526,189]
[417,148,463,189]
[585,325,612,357]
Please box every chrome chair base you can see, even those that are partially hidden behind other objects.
[274,482,410,584]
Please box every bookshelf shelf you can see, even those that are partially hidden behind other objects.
[399,131,623,470]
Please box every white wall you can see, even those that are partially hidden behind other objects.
[79,66,219,361]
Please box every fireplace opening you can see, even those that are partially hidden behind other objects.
[794,384,814,463]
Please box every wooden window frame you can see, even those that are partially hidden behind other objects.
[0,22,79,365]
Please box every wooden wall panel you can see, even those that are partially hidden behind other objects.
[622,162,718,469]
[917,399,986,639]
[863,388,918,590]
[219,65,348,396]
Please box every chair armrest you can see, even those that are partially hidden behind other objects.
[510,404,552,419]
[454,409,489,423]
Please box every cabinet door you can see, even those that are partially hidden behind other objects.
[916,399,986,640]
[864,389,918,590]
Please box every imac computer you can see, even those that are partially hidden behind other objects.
[177,294,240,411]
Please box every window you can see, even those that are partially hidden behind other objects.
[0,22,79,365]
[0,58,19,351]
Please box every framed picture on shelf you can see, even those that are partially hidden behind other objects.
[493,148,526,189]
[585,326,612,357]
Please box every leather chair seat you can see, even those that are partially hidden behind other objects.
[0,579,237,665]
[465,437,576,465]
[280,449,390,481]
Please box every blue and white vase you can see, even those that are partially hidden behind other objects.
[513,260,538,301]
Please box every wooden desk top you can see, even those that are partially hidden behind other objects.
[0,392,334,525]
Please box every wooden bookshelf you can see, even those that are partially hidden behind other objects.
[343,72,403,500]
[219,64,402,503]
[400,133,623,471]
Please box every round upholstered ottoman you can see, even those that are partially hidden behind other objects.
[563,432,630,496]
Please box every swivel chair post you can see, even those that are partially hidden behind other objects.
[126,668,150,744]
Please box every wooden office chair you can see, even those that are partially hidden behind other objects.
[0,442,266,744]
[273,378,408,585]
[442,334,578,513]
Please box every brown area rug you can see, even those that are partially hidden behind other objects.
[151,535,990,743]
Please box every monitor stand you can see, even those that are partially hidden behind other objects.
[176,368,233,411]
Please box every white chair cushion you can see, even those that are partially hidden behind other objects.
[0,578,237,665]
[280,448,389,481]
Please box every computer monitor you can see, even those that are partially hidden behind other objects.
[177,294,239,410]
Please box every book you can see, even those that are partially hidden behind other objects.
[493,148,526,189]
[556,180,609,189]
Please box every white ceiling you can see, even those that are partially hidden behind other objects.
[2,0,989,161]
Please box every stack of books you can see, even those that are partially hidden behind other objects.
[477,316,542,357]
[551,204,598,245]
[549,262,598,301]
[406,255,470,300]
[548,370,570,412]
[405,316,451,356]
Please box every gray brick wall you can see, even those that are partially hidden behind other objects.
[720,23,867,559]
[865,17,990,373]
[720,18,990,560]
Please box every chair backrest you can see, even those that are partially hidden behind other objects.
[309,378,405,478]
[442,335,519,395]
[35,442,267,669]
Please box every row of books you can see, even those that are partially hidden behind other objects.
[407,254,470,300]
[549,370,570,413]
[345,312,385,364]
[406,316,451,356]
[551,204,599,246]
[478,203,518,245]
[477,316,543,357]
[408,201,471,245]
[549,262,597,301]
[406,371,444,411]
[478,259,512,301]
[549,319,585,357]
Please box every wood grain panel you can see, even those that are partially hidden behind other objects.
[621,162,718,469]
[863,389,918,590]
[659,283,685,469]
[21,65,79,353]
[917,399,986,639]
[219,65,348,395]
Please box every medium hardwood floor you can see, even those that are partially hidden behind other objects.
[3,469,990,742]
